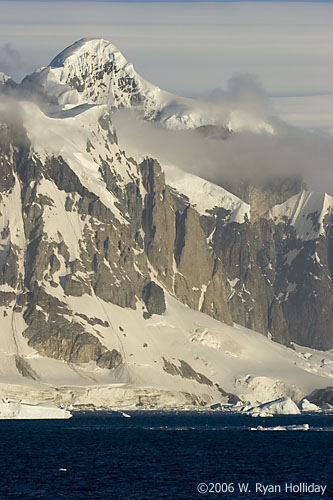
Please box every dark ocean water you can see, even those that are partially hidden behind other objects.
[0,411,332,500]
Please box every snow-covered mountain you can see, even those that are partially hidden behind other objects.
[0,38,332,409]
[22,38,274,133]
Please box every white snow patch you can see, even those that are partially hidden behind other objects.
[164,164,250,222]
[271,190,333,241]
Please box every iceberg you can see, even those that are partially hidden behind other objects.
[251,424,309,431]
[0,399,72,419]
[300,399,320,412]
[246,397,301,417]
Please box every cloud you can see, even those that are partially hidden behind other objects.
[0,95,27,152]
[0,43,21,77]
[206,74,271,123]
[112,97,333,195]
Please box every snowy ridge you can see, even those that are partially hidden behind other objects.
[165,164,250,222]
[271,189,333,240]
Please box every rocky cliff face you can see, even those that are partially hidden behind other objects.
[0,37,332,393]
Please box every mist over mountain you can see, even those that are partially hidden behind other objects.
[0,38,332,409]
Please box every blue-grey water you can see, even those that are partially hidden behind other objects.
[0,412,332,499]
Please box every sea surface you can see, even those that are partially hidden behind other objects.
[0,411,332,500]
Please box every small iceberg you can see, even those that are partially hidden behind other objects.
[245,397,300,417]
[0,399,72,419]
[300,399,320,412]
[112,410,131,418]
[251,424,309,431]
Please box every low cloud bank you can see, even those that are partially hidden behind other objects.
[113,80,333,195]
[1,69,332,196]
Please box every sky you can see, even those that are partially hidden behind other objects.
[1,1,332,98]
[0,0,332,2]
[0,0,332,3]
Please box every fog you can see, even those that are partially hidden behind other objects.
[113,105,333,195]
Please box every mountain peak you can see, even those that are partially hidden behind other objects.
[26,38,275,133]
[30,37,155,108]
[49,38,121,69]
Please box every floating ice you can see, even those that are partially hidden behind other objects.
[246,397,301,417]
[0,399,72,419]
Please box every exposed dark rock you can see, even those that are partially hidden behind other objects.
[65,195,74,212]
[75,313,109,327]
[21,286,122,368]
[140,158,232,326]
[140,158,176,290]
[15,355,39,380]
[0,156,15,193]
[142,281,166,316]
[162,357,213,386]
[216,385,241,405]
[16,292,28,307]
[63,274,91,297]
[173,206,232,325]
[98,113,118,144]
[0,291,16,306]
[93,261,136,308]
[179,360,213,386]
[97,349,122,369]
[0,244,20,288]
[305,387,333,407]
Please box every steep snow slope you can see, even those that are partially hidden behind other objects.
[0,290,332,408]
[164,165,250,223]
[21,100,134,225]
